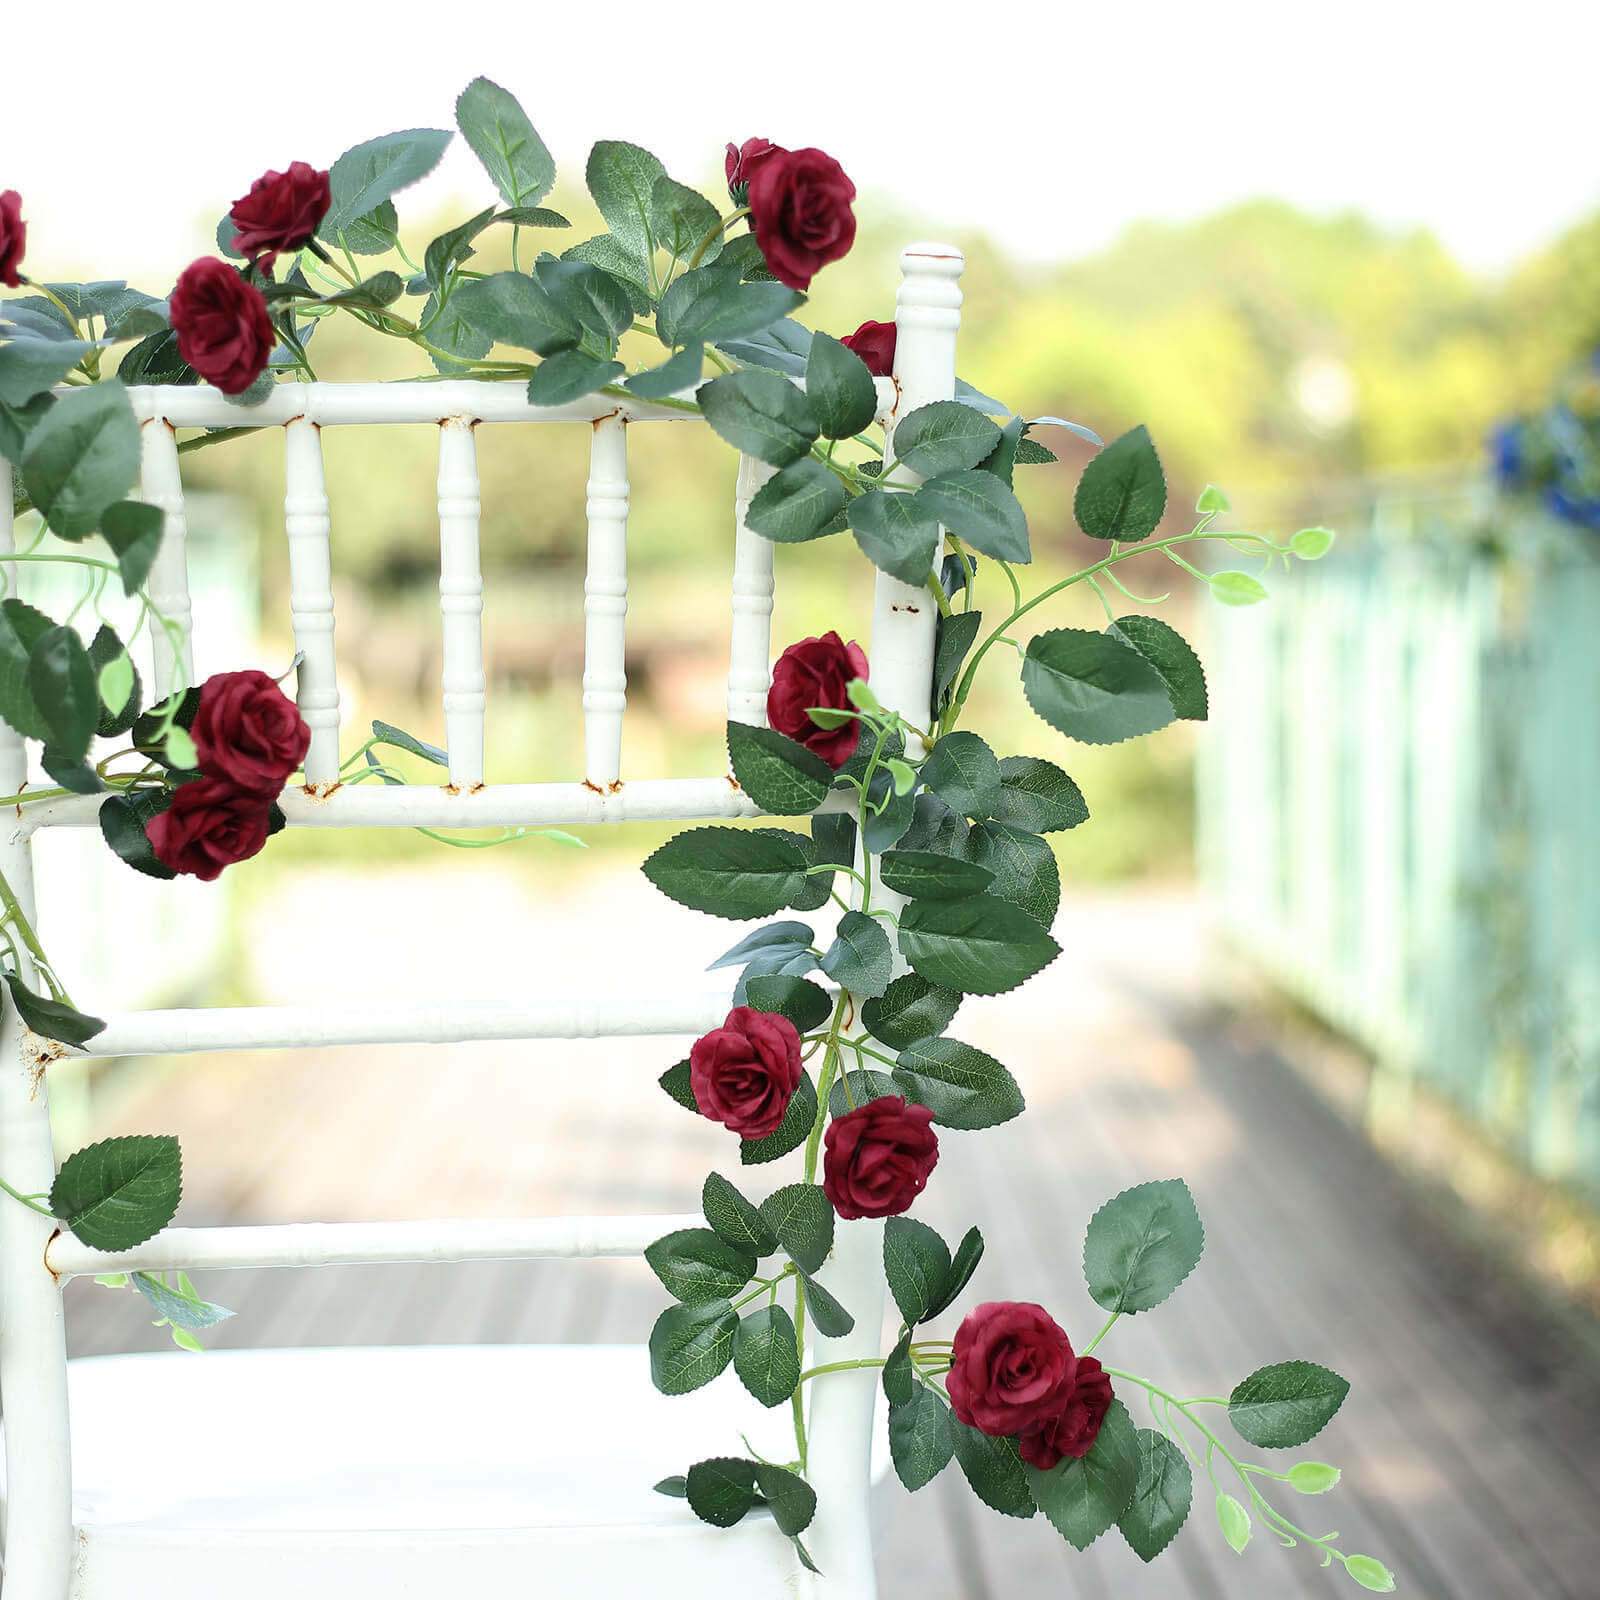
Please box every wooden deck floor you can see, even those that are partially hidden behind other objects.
[63,869,1600,1599]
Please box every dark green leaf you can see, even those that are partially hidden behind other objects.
[643,826,810,919]
[716,317,812,375]
[961,822,1060,927]
[931,609,981,716]
[827,1068,898,1116]
[899,894,1060,995]
[4,973,104,1045]
[813,811,856,873]
[977,414,1025,485]
[1118,1429,1192,1561]
[452,271,580,357]
[649,1300,739,1394]
[658,268,803,347]
[1021,628,1176,746]
[701,1172,777,1255]
[883,1217,950,1325]
[21,381,140,540]
[991,756,1088,834]
[40,749,103,795]
[98,789,175,879]
[798,1270,854,1336]
[883,1329,915,1405]
[759,1183,834,1275]
[527,351,623,406]
[732,1305,801,1407]
[1227,1361,1350,1449]
[625,344,703,399]
[746,459,847,544]
[847,489,941,583]
[29,625,97,760]
[1107,615,1208,721]
[684,1456,758,1526]
[658,1058,697,1114]
[819,910,892,999]
[915,470,1030,562]
[89,624,141,738]
[456,77,554,209]
[645,1227,757,1304]
[755,1461,817,1536]
[49,1134,181,1251]
[877,849,993,901]
[1026,1400,1141,1550]
[115,327,197,388]
[1014,435,1057,465]
[921,731,1001,818]
[891,401,1001,478]
[698,370,818,467]
[740,1071,818,1165]
[894,1037,1024,1130]
[99,500,163,596]
[927,1226,985,1319]
[862,771,917,854]
[889,1383,955,1491]
[744,974,831,1032]
[806,332,878,440]
[894,792,968,857]
[0,393,56,464]
[651,175,722,266]
[0,598,52,740]
[954,1423,1035,1518]
[1074,424,1165,542]
[324,129,452,238]
[0,338,91,405]
[1083,1178,1205,1315]
[861,973,961,1050]
[654,1475,688,1497]
[708,920,813,971]
[585,140,665,258]
[727,720,832,814]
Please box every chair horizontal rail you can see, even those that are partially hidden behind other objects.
[69,991,745,1057]
[45,1214,701,1279]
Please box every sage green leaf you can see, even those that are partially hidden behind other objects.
[1345,1555,1398,1592]
[0,338,91,406]
[877,849,994,901]
[651,175,721,266]
[422,207,498,290]
[585,140,665,258]
[743,974,831,1032]
[798,1270,854,1336]
[915,470,1030,562]
[698,370,819,467]
[1083,1178,1205,1315]
[759,1182,834,1275]
[891,401,1001,478]
[658,1058,696,1114]
[1227,1361,1350,1449]
[962,822,1060,927]
[371,718,449,767]
[324,129,452,238]
[1025,1399,1141,1551]
[625,344,704,399]
[89,624,140,737]
[645,1227,757,1304]
[419,290,494,373]
[317,272,406,312]
[1216,1490,1252,1553]
[535,258,635,348]
[684,1456,759,1526]
[49,1134,181,1251]
[746,459,847,544]
[732,1305,801,1408]
[1209,570,1269,607]
[953,1423,1035,1519]
[99,500,163,596]
[1074,424,1166,542]
[527,351,623,406]
[926,1225,985,1319]
[99,789,176,880]
[717,316,812,374]
[889,1383,955,1491]
[133,1271,233,1332]
[1118,1429,1192,1561]
[340,200,399,256]
[701,1172,777,1255]
[0,392,56,465]
[883,1216,950,1325]
[1021,628,1176,746]
[452,272,581,357]
[931,608,981,716]
[894,1037,1024,1130]
[658,269,804,347]
[991,756,1088,834]
[1108,615,1208,720]
[649,1300,738,1394]
[455,77,554,209]
[921,731,1001,818]
[740,1071,817,1165]
[861,973,961,1051]
[754,1461,816,1536]
[899,894,1060,996]
[642,826,809,919]
[819,910,892,999]
[709,920,813,971]
[21,381,139,540]
[806,331,878,440]
[978,414,1025,486]
[29,625,97,761]
[497,207,570,229]
[560,234,652,313]
[4,973,105,1046]
[847,489,941,583]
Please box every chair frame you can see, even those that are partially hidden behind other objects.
[0,241,966,1599]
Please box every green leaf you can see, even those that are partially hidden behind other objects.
[889,1383,955,1491]
[827,1068,898,1116]
[1021,628,1176,746]
[746,459,847,544]
[372,718,448,767]
[645,1227,757,1304]
[819,910,892,999]
[642,826,809,919]
[422,207,498,290]
[739,1072,818,1165]
[891,401,1002,478]
[452,272,580,357]
[915,471,1030,563]
[4,973,104,1046]
[978,415,1025,486]
[100,500,163,596]
[1345,1555,1398,1592]
[29,625,98,761]
[698,370,819,468]
[527,351,623,406]
[654,1475,687,1497]
[21,381,140,540]
[324,129,452,238]
[89,624,140,737]
[625,344,703,400]
[1118,1429,1192,1562]
[931,609,981,716]
[953,1423,1035,1518]
[585,140,665,259]
[1026,1399,1141,1551]
[658,269,804,347]
[455,77,554,209]
[98,789,176,880]
[926,1225,985,1319]
[496,206,570,229]
[754,1461,817,1536]
[419,290,494,373]
[116,327,197,388]
[883,1329,915,1404]
[743,974,831,1032]
[883,1216,950,1325]
[651,175,722,266]
[716,317,813,374]
[317,272,407,312]
[894,1037,1024,1130]
[49,1134,181,1251]
[0,338,91,405]
[1287,1461,1342,1494]
[961,822,1060,927]
[731,1305,801,1408]
[1227,1361,1350,1449]
[340,200,400,256]
[1083,1178,1205,1315]
[560,234,652,312]
[701,1172,777,1255]
[805,332,878,440]
[1216,1490,1252,1553]
[1291,526,1337,561]
[1073,424,1166,542]
[1209,570,1268,606]
[861,973,961,1051]
[847,489,941,583]
[1013,436,1057,466]
[1107,615,1208,720]
[535,259,635,349]
[658,1058,696,1114]
[798,1270,853,1336]
[1195,483,1230,513]
[991,756,1087,834]
[133,1271,233,1332]
[759,1183,834,1275]
[898,894,1060,996]
[877,850,993,901]
[0,393,56,465]
[709,920,813,972]
[684,1456,759,1526]
[921,731,1001,818]
[649,1300,738,1395]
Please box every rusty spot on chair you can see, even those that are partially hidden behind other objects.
[727,775,743,791]
[468,781,486,795]
[582,779,606,795]
[592,409,624,430]
[444,782,461,796]
[44,1228,64,1284]
[301,780,342,801]
[23,1033,66,1091]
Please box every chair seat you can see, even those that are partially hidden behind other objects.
[5,1344,871,1598]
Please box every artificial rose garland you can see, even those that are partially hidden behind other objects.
[767,632,869,767]
[228,161,331,269]
[822,1094,939,1219]
[146,777,275,881]
[169,258,275,395]
[0,191,24,289]
[191,669,310,795]
[840,319,896,378]
[724,137,781,206]
[947,1300,1079,1437]
[746,146,858,291]
[689,1005,804,1139]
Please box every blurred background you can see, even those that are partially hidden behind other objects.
[7,4,1600,1594]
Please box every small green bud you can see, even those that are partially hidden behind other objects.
[97,653,135,716]
[1344,1554,1397,1592]
[1209,570,1268,607]
[1290,526,1337,560]
[1196,483,1231,513]
[886,757,917,796]
[846,678,882,714]
[165,726,198,769]
[807,706,855,730]
[1216,1491,1252,1553]
[1287,1461,1342,1494]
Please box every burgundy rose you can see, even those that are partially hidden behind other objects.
[724,137,783,203]
[947,1301,1077,1438]
[1018,1356,1114,1469]
[822,1095,938,1220]
[0,191,25,289]
[146,778,273,882]
[191,669,310,795]
[746,147,857,291]
[228,161,330,269]
[841,319,896,378]
[767,632,868,768]
[169,258,275,396]
[690,1005,804,1140]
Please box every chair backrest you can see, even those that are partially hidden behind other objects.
[0,241,966,1599]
